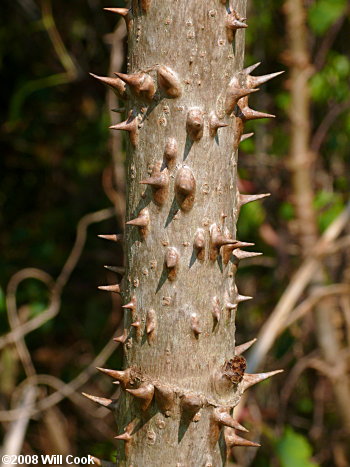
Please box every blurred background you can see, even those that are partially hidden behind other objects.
[1,0,349,466]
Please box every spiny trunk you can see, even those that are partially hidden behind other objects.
[89,1,282,465]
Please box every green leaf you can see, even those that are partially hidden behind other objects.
[276,427,319,467]
[308,0,347,35]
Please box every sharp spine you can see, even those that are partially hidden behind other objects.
[174,166,196,211]
[194,229,205,260]
[240,132,254,143]
[122,297,137,312]
[103,8,132,29]
[242,370,284,392]
[239,193,271,207]
[126,383,154,410]
[209,112,228,137]
[186,108,204,141]
[236,294,253,303]
[163,137,178,165]
[226,431,260,448]
[113,329,128,343]
[243,62,261,75]
[126,208,150,237]
[239,105,275,121]
[96,367,131,388]
[146,309,157,342]
[114,72,155,101]
[226,10,248,42]
[98,284,120,293]
[181,394,203,417]
[89,73,127,99]
[109,110,140,146]
[225,86,258,115]
[213,408,248,432]
[235,338,257,356]
[157,65,182,98]
[82,393,116,410]
[114,432,132,442]
[155,385,175,415]
[247,70,285,88]
[98,234,122,243]
[234,249,262,260]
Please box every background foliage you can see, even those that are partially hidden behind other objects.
[1,0,349,465]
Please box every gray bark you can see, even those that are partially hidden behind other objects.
[95,1,279,465]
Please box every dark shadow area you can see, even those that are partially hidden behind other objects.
[164,197,180,228]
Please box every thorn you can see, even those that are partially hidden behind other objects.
[109,110,140,146]
[225,86,258,115]
[140,171,168,189]
[114,432,132,442]
[114,72,155,101]
[194,229,205,261]
[126,383,154,410]
[163,137,178,164]
[235,338,257,356]
[226,431,260,448]
[126,208,149,227]
[157,65,182,98]
[154,385,175,416]
[146,309,157,342]
[190,313,202,337]
[243,62,261,75]
[242,370,283,392]
[247,70,285,88]
[239,193,271,208]
[240,132,254,143]
[89,73,127,99]
[213,408,248,432]
[175,166,196,211]
[131,320,141,329]
[165,247,179,269]
[103,8,132,29]
[140,164,169,205]
[234,249,262,260]
[212,296,221,322]
[126,208,150,237]
[239,105,275,121]
[113,329,128,344]
[122,297,137,312]
[209,112,228,137]
[96,367,132,388]
[111,107,125,113]
[98,284,121,294]
[181,394,203,418]
[236,294,253,303]
[226,10,248,42]
[222,238,255,264]
[186,108,204,141]
[98,234,122,243]
[210,224,250,261]
[104,265,125,275]
[82,393,116,410]
[226,302,237,311]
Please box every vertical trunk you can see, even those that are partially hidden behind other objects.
[92,1,282,465]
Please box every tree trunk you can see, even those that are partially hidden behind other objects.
[91,1,282,465]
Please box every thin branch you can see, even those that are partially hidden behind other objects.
[247,202,350,372]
